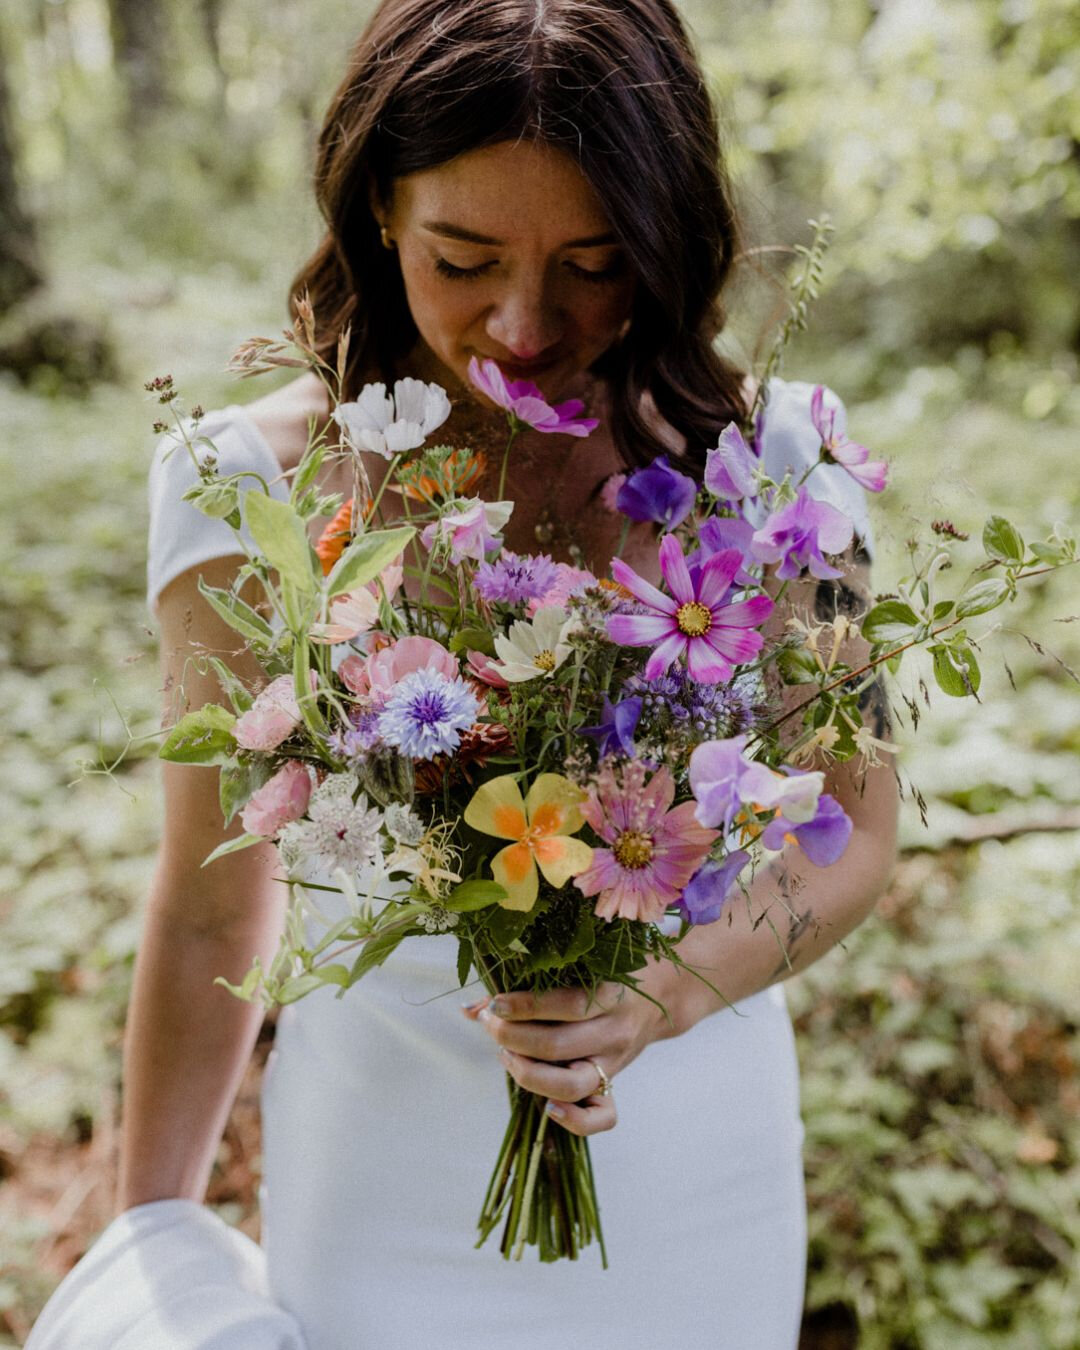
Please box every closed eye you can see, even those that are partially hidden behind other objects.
[435,258,495,280]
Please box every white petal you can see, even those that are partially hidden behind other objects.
[383,419,427,454]
[355,382,394,430]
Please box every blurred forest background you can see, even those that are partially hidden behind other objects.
[1,0,1078,1345]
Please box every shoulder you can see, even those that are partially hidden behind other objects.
[236,372,332,472]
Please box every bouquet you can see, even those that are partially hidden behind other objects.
[150,293,1075,1267]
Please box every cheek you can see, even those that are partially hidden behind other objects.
[398,254,477,345]
[572,282,636,341]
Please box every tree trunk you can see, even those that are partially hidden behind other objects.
[0,41,43,314]
[108,0,168,124]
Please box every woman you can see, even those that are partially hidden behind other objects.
[28,2,897,1347]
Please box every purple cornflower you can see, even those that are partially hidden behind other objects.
[467,357,599,437]
[810,386,888,493]
[750,488,854,581]
[761,791,852,866]
[376,669,478,760]
[578,695,643,758]
[704,423,759,502]
[676,849,751,924]
[615,456,697,528]
[607,535,774,682]
[474,550,561,605]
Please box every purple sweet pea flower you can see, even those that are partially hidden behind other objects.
[690,515,758,589]
[810,385,888,493]
[615,456,697,528]
[761,791,852,866]
[704,423,759,501]
[578,695,642,759]
[688,734,781,832]
[467,357,599,436]
[676,848,751,924]
[750,488,855,581]
[607,536,774,683]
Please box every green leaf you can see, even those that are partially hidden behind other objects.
[956,578,1010,618]
[201,832,264,866]
[931,643,981,698]
[198,579,275,645]
[777,646,822,685]
[160,704,237,764]
[244,491,318,593]
[326,525,415,598]
[445,879,508,912]
[862,600,919,646]
[449,627,497,657]
[218,758,271,826]
[291,441,328,499]
[207,657,254,714]
[456,937,473,988]
[932,600,955,622]
[213,960,264,1002]
[982,515,1024,565]
[349,926,411,982]
[183,480,240,521]
[277,972,332,1003]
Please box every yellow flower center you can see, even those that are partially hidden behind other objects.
[534,649,557,672]
[675,601,711,637]
[613,830,654,869]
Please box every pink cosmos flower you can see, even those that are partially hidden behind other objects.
[810,385,888,493]
[467,357,600,437]
[340,635,459,699]
[526,563,597,616]
[308,563,403,645]
[421,497,513,564]
[240,760,311,838]
[233,674,310,751]
[606,535,774,682]
[574,761,718,922]
[465,649,510,689]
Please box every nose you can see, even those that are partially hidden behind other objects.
[484,279,565,361]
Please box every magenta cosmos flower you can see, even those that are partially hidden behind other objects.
[574,761,718,922]
[467,357,599,437]
[810,385,888,493]
[607,535,774,682]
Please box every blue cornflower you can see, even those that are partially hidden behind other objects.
[474,551,561,605]
[377,669,478,760]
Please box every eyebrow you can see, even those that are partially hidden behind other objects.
[420,220,618,248]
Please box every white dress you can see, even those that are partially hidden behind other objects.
[27,379,872,1350]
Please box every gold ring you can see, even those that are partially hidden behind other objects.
[590,1058,613,1097]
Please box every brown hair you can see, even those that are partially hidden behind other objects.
[290,0,748,475]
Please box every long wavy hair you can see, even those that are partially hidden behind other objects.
[290,0,749,475]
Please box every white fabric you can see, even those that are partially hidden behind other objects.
[27,379,877,1348]
[23,1199,306,1349]
[145,406,290,613]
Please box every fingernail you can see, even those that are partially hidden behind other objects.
[490,996,509,1017]
[545,1101,566,1119]
[461,996,489,1014]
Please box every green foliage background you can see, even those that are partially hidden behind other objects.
[0,0,1077,1345]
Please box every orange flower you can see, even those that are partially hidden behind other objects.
[400,449,487,502]
[315,497,372,575]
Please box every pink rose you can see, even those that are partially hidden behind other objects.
[240,760,311,838]
[363,635,459,699]
[233,675,303,751]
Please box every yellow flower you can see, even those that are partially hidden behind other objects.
[463,773,593,911]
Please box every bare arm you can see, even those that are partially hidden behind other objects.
[117,556,288,1211]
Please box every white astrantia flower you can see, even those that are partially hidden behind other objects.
[493,605,579,683]
[334,378,451,460]
[383,803,426,847]
[278,773,384,872]
[417,904,460,934]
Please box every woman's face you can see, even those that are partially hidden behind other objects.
[377,140,636,401]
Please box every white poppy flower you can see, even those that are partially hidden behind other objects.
[493,605,579,683]
[334,378,451,459]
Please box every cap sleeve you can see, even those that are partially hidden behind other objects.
[146,406,288,615]
[749,377,875,559]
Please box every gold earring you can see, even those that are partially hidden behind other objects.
[380,225,396,250]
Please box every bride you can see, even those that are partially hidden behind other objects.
[28,1,897,1347]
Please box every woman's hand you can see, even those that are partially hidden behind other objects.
[461,970,681,1137]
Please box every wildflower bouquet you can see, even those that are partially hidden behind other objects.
[153,302,1075,1267]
